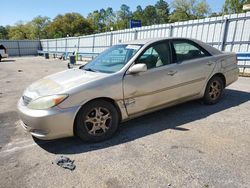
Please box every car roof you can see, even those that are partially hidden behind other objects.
[121,37,190,45]
[121,37,222,55]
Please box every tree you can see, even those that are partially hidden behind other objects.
[47,13,93,38]
[143,5,158,25]
[87,8,116,33]
[0,26,9,39]
[155,0,170,24]
[103,8,116,31]
[87,10,104,33]
[132,5,144,22]
[30,16,50,39]
[116,4,132,29]
[223,0,247,14]
[8,21,32,40]
[194,0,210,18]
[169,0,210,22]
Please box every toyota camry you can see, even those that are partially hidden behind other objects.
[17,38,239,142]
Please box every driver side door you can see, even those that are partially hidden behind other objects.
[123,40,179,115]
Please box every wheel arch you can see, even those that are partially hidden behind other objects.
[210,73,226,88]
[73,97,122,136]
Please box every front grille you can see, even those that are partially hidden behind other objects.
[22,96,32,106]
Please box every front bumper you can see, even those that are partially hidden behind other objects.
[17,98,79,140]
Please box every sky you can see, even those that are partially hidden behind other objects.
[0,0,225,26]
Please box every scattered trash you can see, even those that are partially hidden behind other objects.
[168,183,171,186]
[52,156,76,171]
[18,70,23,72]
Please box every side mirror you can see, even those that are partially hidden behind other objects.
[128,63,147,74]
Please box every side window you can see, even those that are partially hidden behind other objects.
[136,42,171,69]
[172,40,210,62]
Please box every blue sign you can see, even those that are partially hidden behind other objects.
[130,20,142,29]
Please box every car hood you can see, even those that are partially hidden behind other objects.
[23,68,108,99]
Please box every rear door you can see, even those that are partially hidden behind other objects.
[168,39,216,96]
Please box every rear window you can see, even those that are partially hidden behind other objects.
[171,40,211,62]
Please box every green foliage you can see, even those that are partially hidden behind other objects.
[30,16,50,39]
[223,0,248,14]
[143,5,158,25]
[116,4,133,29]
[133,6,144,22]
[155,0,170,23]
[46,13,93,38]
[0,26,9,39]
[8,21,32,40]
[169,0,210,22]
[1,0,234,40]
[87,8,116,32]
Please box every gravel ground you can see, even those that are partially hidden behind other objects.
[0,57,249,188]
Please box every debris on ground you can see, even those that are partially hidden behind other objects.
[52,156,76,171]
[18,69,23,72]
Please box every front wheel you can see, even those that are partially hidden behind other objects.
[203,76,224,105]
[75,100,119,142]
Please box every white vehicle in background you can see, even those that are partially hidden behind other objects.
[0,44,8,62]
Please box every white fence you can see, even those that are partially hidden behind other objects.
[0,40,41,56]
[41,12,250,56]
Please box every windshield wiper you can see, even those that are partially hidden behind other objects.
[83,68,96,72]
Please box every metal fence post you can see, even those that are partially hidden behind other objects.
[221,18,229,51]
[39,40,42,51]
[169,25,173,37]
[56,38,57,54]
[17,41,21,56]
[110,32,113,46]
[77,37,80,52]
[92,34,96,53]
[134,30,138,40]
[65,38,68,57]
[47,39,49,51]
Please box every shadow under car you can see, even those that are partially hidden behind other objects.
[34,89,250,154]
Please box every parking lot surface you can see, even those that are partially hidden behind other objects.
[0,57,249,188]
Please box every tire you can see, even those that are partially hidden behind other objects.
[203,76,224,105]
[0,56,2,62]
[75,99,119,142]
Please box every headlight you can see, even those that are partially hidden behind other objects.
[27,94,68,110]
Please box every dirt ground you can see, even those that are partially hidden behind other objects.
[0,57,249,188]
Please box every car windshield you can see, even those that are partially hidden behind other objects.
[82,44,142,73]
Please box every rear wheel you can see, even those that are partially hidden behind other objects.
[203,76,224,105]
[0,55,2,62]
[75,100,119,142]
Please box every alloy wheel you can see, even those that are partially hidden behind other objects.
[208,80,221,100]
[84,107,112,136]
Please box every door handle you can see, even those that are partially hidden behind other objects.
[167,70,177,76]
[206,61,214,66]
